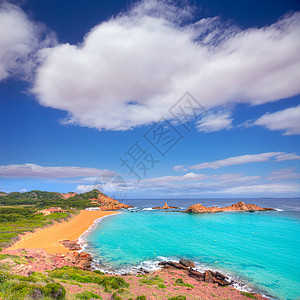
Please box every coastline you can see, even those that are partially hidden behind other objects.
[5,210,119,254]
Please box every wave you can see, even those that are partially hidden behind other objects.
[142,207,155,211]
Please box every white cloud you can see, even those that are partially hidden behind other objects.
[74,185,96,193]
[0,163,115,178]
[196,112,233,132]
[222,183,300,195]
[254,105,300,135]
[173,165,187,172]
[142,172,208,183]
[32,1,300,131]
[212,173,261,184]
[275,152,300,161]
[267,167,300,181]
[0,3,55,81]
[189,152,282,170]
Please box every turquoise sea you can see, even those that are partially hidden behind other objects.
[82,198,300,300]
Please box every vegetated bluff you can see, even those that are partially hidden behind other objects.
[0,189,130,210]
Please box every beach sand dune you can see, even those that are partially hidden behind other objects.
[8,210,118,254]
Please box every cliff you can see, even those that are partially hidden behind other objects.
[185,201,275,213]
[95,193,132,210]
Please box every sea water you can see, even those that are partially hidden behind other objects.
[83,198,300,300]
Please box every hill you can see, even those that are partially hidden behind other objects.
[0,189,109,209]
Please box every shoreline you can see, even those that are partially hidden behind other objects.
[5,210,119,254]
[78,212,123,252]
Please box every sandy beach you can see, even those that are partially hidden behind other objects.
[7,210,119,254]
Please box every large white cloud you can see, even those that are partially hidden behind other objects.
[254,105,300,135]
[33,0,300,131]
[0,3,55,81]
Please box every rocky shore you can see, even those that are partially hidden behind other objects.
[185,201,275,213]
[0,247,268,300]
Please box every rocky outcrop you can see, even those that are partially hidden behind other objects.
[159,260,233,286]
[185,201,275,213]
[179,258,195,268]
[95,193,132,210]
[1,248,93,273]
[71,252,93,270]
[60,192,77,199]
[152,202,180,209]
[60,240,81,251]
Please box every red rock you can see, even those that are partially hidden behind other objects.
[185,201,275,213]
[205,270,213,283]
[153,202,180,209]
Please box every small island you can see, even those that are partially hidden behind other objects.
[185,201,275,213]
[152,202,180,209]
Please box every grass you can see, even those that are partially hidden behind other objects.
[48,266,129,292]
[0,279,66,300]
[168,296,186,300]
[139,275,164,286]
[75,291,102,299]
[174,278,194,288]
[241,291,257,299]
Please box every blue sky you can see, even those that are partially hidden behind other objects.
[0,0,299,198]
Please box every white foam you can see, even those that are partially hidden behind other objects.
[142,207,154,211]
[91,257,269,298]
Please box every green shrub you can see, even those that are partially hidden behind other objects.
[112,291,123,299]
[241,291,257,299]
[157,283,167,288]
[136,296,146,300]
[174,278,194,288]
[168,296,186,300]
[49,266,128,291]
[0,280,65,300]
[139,275,164,286]
[93,270,105,275]
[75,291,102,299]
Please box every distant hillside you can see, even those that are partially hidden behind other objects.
[0,189,104,209]
[0,191,8,197]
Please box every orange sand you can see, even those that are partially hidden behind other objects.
[8,210,119,254]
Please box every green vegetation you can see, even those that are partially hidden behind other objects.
[0,206,71,250]
[157,283,167,288]
[139,275,164,286]
[136,296,147,300]
[0,189,104,209]
[174,278,194,288]
[48,266,129,292]
[0,267,66,300]
[112,291,123,299]
[241,291,257,299]
[168,296,186,300]
[75,291,102,299]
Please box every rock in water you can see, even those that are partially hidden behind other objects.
[152,202,180,209]
[179,259,195,268]
[185,201,275,213]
